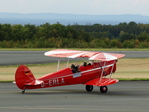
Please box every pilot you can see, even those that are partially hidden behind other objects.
[88,63,91,65]
[83,62,87,66]
[88,61,92,65]
[71,64,77,73]
[75,65,80,72]
[71,64,75,69]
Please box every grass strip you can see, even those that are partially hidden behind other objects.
[0,58,149,82]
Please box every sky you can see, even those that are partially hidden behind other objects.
[0,0,149,16]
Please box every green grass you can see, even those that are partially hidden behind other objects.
[117,78,149,81]
[2,78,149,83]
[1,49,149,82]
[1,58,149,82]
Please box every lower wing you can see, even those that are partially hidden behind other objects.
[83,78,119,86]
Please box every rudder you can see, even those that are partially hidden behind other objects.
[15,65,35,90]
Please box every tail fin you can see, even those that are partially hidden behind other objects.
[15,65,35,90]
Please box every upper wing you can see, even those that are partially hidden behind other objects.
[89,52,125,61]
[44,49,97,58]
[44,49,125,61]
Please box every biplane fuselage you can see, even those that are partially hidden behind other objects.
[15,60,117,90]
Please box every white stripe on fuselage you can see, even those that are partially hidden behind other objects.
[81,63,114,74]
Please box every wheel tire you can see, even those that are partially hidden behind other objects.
[100,86,108,93]
[86,85,93,92]
[22,90,25,94]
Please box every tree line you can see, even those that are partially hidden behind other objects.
[0,21,149,48]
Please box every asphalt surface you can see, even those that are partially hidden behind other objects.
[0,50,149,112]
[0,50,149,66]
[0,81,149,112]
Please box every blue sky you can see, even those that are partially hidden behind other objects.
[0,0,149,16]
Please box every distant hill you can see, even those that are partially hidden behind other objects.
[0,12,149,25]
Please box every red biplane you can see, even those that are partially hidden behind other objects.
[15,49,125,94]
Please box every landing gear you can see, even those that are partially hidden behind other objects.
[22,87,26,94]
[22,90,25,94]
[100,86,108,93]
[85,85,108,93]
[86,85,93,92]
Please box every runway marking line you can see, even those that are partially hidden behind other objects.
[0,107,149,112]
[0,89,149,94]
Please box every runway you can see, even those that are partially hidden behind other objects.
[0,50,149,112]
[0,81,149,112]
[0,50,149,66]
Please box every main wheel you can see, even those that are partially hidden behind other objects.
[100,86,108,93]
[86,85,93,92]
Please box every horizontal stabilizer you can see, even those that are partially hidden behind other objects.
[83,78,119,86]
[24,80,43,86]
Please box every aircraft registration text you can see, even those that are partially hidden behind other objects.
[49,78,65,86]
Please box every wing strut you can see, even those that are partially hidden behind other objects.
[109,60,116,79]
[66,58,69,68]
[57,57,60,71]
[96,61,106,85]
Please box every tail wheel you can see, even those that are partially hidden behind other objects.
[100,86,108,93]
[22,90,25,94]
[86,85,93,92]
